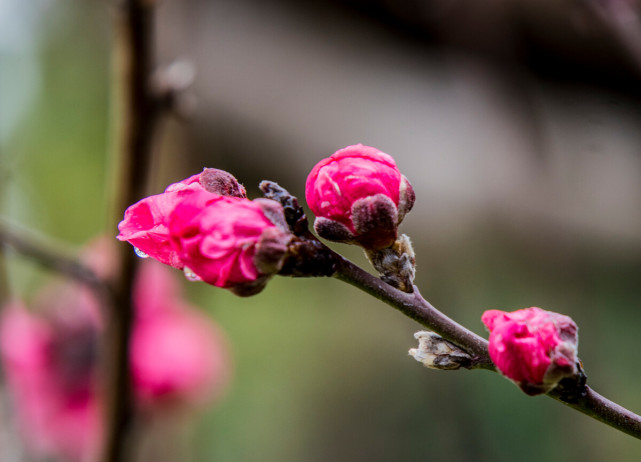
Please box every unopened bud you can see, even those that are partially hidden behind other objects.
[118,170,294,296]
[199,168,247,198]
[118,174,209,268]
[482,307,579,395]
[305,144,415,250]
[409,331,472,370]
[259,181,308,234]
[169,192,292,296]
[366,234,415,292]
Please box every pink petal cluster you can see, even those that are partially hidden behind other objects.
[131,260,230,408]
[117,169,290,295]
[482,307,578,395]
[305,144,414,249]
[0,298,103,462]
[168,193,288,292]
[116,173,205,268]
[0,254,230,461]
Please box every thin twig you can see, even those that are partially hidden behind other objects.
[333,255,493,369]
[332,253,641,439]
[0,219,105,293]
[549,385,641,439]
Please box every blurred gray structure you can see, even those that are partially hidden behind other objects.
[158,0,641,255]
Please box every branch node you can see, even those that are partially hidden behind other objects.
[366,234,415,293]
[259,181,309,235]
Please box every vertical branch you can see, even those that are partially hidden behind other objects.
[0,241,9,391]
[0,179,10,308]
[102,0,158,460]
[0,243,9,307]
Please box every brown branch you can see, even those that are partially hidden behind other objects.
[0,219,105,293]
[0,235,9,308]
[549,384,641,439]
[332,255,493,369]
[102,0,160,460]
[332,253,641,439]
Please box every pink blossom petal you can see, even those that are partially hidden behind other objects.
[168,192,287,289]
[305,144,413,249]
[482,307,578,395]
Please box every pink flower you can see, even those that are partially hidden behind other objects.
[117,169,247,269]
[482,307,579,395]
[0,246,231,461]
[117,174,206,268]
[168,190,291,296]
[131,260,230,408]
[0,299,103,462]
[305,144,415,250]
[117,169,288,294]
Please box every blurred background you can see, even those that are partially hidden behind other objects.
[2,0,641,460]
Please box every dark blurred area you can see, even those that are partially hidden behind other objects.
[2,0,641,460]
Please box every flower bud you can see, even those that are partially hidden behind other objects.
[305,144,415,250]
[198,168,247,198]
[131,261,230,408]
[0,300,102,462]
[0,253,232,462]
[409,331,472,370]
[481,307,579,395]
[117,169,246,268]
[132,308,230,407]
[117,178,202,268]
[168,190,292,295]
[366,234,416,292]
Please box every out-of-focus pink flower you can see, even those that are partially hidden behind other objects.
[117,169,248,269]
[305,144,415,250]
[482,307,578,395]
[131,260,230,408]
[168,191,291,295]
[0,299,102,462]
[0,246,231,461]
[131,309,228,408]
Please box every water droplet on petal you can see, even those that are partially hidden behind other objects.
[134,247,149,259]
[183,266,202,282]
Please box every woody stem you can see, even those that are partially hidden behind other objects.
[331,252,641,440]
[102,0,159,460]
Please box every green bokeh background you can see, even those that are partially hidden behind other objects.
[2,1,641,461]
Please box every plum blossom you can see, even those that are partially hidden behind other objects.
[482,307,578,395]
[168,191,291,296]
[0,297,102,462]
[131,260,230,407]
[116,173,207,268]
[305,144,414,250]
[117,168,247,268]
[0,251,230,461]
[118,170,290,295]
